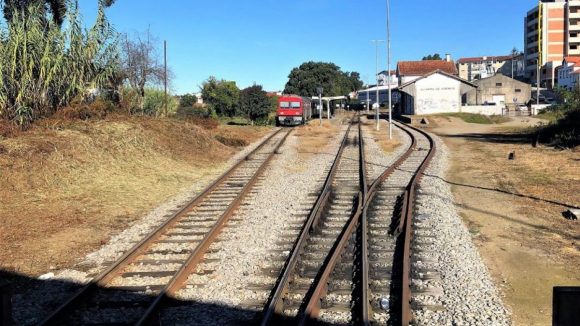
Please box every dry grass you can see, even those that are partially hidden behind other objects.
[294,119,341,160]
[0,116,271,275]
[360,118,402,154]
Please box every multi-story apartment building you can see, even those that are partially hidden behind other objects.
[524,0,580,88]
[457,54,525,81]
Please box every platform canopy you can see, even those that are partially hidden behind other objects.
[310,95,347,108]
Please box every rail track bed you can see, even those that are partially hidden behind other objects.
[29,114,511,326]
[37,128,292,325]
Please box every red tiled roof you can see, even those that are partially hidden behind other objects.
[397,60,457,76]
[564,56,580,63]
[457,55,514,63]
[397,69,477,90]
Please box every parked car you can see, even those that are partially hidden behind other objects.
[516,104,528,111]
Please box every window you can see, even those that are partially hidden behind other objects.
[290,102,301,108]
[572,33,578,37]
[279,101,290,108]
[571,45,578,50]
[496,83,502,86]
[515,89,521,92]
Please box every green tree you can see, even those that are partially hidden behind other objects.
[142,88,177,117]
[179,93,197,107]
[268,94,279,114]
[284,61,362,97]
[239,84,270,122]
[200,76,239,117]
[422,53,442,60]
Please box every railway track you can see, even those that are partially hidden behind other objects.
[37,128,292,326]
[36,114,439,325]
[260,114,365,325]
[261,119,437,325]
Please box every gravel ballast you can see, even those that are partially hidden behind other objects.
[10,120,512,325]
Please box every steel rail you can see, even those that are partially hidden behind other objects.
[37,128,285,326]
[297,120,436,325]
[260,114,356,326]
[136,128,294,325]
[359,122,417,325]
[298,115,366,324]
[397,122,436,326]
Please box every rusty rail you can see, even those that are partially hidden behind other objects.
[397,122,436,325]
[297,115,366,324]
[136,129,294,325]
[37,128,287,326]
[260,115,356,325]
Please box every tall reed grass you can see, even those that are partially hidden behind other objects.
[0,0,118,127]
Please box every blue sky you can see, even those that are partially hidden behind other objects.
[79,0,535,95]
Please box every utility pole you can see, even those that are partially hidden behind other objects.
[386,0,392,139]
[371,39,385,131]
[164,40,167,118]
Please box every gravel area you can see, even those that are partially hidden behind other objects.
[11,129,278,326]
[162,125,349,325]
[411,127,512,325]
[362,119,411,182]
[10,121,513,325]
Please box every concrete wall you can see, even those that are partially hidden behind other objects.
[414,74,461,115]
[464,75,531,106]
[460,105,504,115]
[458,104,551,116]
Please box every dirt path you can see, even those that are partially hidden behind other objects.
[422,116,580,326]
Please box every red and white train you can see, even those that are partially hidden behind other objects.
[276,95,313,126]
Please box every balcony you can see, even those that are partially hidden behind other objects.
[570,23,580,32]
[527,17,538,26]
[527,30,539,38]
[570,12,580,20]
[569,36,580,44]
[527,41,539,48]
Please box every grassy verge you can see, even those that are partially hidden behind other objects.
[534,111,558,122]
[437,113,510,124]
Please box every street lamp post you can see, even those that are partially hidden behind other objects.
[386,0,392,139]
[371,39,385,131]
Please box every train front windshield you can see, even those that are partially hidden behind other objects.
[280,101,301,109]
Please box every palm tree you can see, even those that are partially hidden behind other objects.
[1,0,116,26]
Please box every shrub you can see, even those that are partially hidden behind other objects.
[174,105,211,119]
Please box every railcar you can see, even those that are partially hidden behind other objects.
[277,95,312,126]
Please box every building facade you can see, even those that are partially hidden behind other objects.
[524,0,580,88]
[457,55,525,81]
[463,74,532,108]
[557,56,580,90]
[397,70,476,115]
